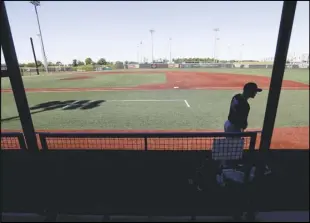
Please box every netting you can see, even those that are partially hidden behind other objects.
[1,132,26,150]
[1,132,257,156]
[39,132,257,154]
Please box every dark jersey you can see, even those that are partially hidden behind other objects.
[228,93,250,129]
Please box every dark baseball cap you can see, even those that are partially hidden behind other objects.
[243,82,262,93]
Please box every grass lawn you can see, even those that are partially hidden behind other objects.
[1,89,308,130]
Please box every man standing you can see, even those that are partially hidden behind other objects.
[224,82,262,132]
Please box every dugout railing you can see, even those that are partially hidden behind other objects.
[36,131,258,151]
[1,133,308,219]
[0,132,27,150]
[2,131,258,151]
[1,131,259,218]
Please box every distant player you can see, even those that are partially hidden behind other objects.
[224,82,262,132]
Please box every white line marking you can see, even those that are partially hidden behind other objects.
[62,100,79,109]
[184,100,190,108]
[107,99,183,102]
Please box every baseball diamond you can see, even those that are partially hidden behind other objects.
[1,68,309,150]
[1,1,310,220]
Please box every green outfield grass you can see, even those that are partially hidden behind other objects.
[1,68,309,90]
[1,73,167,89]
[1,89,308,130]
[1,68,308,132]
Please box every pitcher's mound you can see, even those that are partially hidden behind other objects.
[60,76,94,81]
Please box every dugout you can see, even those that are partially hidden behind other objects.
[1,1,308,221]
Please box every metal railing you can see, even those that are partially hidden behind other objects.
[2,131,258,153]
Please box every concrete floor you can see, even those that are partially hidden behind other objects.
[1,211,309,222]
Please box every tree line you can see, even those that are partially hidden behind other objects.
[19,61,63,68]
[9,57,266,68]
[17,58,113,68]
[71,58,110,67]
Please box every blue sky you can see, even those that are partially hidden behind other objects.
[1,1,309,64]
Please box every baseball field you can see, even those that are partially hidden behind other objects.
[1,68,309,149]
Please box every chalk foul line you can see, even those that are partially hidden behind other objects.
[184,100,191,108]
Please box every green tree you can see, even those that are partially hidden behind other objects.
[72,59,77,67]
[163,59,169,63]
[85,57,93,65]
[36,60,43,67]
[174,58,181,63]
[56,61,62,66]
[77,60,85,66]
[26,62,36,67]
[97,58,107,65]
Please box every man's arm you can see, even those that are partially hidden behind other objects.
[230,97,248,130]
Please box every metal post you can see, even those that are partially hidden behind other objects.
[259,1,297,152]
[213,28,219,63]
[32,2,48,73]
[1,1,39,151]
[30,37,39,75]
[150,29,155,63]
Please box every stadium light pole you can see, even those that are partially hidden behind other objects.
[36,34,46,70]
[213,28,220,63]
[227,44,231,62]
[169,38,172,63]
[216,38,220,62]
[150,29,155,63]
[137,44,139,63]
[239,43,244,62]
[140,41,143,63]
[30,1,48,73]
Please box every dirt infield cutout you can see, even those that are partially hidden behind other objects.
[3,71,308,92]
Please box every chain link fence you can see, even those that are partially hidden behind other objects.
[19,66,74,76]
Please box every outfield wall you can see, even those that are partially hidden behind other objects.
[6,62,307,76]
[135,63,308,69]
